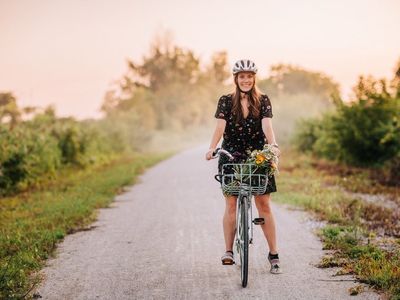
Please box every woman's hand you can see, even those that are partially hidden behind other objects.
[271,145,281,158]
[205,149,215,160]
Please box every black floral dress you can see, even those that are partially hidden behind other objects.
[214,93,277,194]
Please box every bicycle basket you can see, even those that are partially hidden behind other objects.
[221,163,268,195]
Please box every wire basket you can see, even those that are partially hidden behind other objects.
[221,163,268,195]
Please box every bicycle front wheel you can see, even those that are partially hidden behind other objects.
[237,195,249,287]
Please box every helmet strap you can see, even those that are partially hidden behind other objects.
[236,83,253,96]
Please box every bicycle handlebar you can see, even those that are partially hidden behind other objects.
[211,148,234,160]
[212,148,234,183]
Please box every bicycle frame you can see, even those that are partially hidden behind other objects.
[236,185,253,245]
[212,149,269,287]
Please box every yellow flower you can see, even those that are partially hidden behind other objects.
[255,153,266,165]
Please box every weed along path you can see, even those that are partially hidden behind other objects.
[34,146,379,300]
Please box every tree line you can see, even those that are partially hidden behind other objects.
[0,37,342,196]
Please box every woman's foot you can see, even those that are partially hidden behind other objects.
[268,252,282,274]
[221,251,235,265]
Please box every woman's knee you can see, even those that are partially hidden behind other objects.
[255,195,272,214]
[225,196,237,216]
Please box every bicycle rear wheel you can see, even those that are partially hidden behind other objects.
[237,195,249,287]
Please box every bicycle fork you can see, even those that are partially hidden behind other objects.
[239,190,255,245]
[237,189,266,246]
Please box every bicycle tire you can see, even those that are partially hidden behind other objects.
[238,195,249,287]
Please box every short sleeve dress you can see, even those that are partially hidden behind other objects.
[214,93,277,194]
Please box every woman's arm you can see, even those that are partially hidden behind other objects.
[205,119,226,160]
[261,118,276,144]
[262,118,280,156]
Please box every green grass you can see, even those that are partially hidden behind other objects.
[319,225,400,298]
[0,152,172,299]
[274,149,400,299]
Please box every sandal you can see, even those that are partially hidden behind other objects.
[221,251,235,265]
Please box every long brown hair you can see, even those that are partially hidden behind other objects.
[231,74,262,123]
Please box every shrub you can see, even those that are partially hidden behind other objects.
[293,117,324,152]
[0,114,122,196]
[0,125,62,195]
[294,97,400,167]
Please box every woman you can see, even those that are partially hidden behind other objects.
[205,59,282,274]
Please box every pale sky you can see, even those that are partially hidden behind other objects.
[1,0,399,119]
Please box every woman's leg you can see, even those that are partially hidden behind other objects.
[254,194,278,254]
[223,195,237,251]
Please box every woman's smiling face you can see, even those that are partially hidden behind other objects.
[237,72,255,92]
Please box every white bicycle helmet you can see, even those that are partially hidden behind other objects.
[232,59,258,75]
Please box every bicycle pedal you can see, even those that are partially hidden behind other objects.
[253,218,265,225]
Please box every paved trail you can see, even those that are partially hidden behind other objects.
[35,146,379,300]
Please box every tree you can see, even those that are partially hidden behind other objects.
[208,51,230,84]
[352,75,390,103]
[391,58,400,98]
[122,39,201,93]
[101,34,224,130]
[0,92,21,128]
[269,64,340,100]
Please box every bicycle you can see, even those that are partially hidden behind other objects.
[212,148,268,288]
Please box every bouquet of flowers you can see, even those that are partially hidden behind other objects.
[244,144,279,177]
[222,144,279,194]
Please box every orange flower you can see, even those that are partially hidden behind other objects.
[255,153,266,165]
